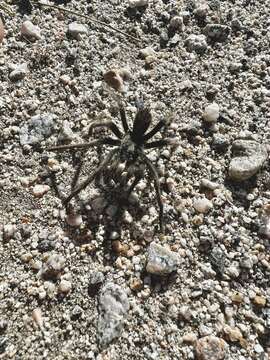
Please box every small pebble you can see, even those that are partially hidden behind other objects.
[254,344,264,354]
[169,16,184,31]
[32,308,43,328]
[183,332,197,344]
[58,279,72,294]
[202,103,220,123]
[223,325,243,343]
[41,254,65,279]
[68,22,88,39]
[146,242,180,275]
[195,336,227,360]
[228,140,267,181]
[185,34,207,53]
[193,197,213,214]
[253,295,266,307]
[32,184,50,198]
[3,224,17,241]
[9,63,28,81]
[204,24,230,42]
[21,20,41,40]
[103,69,125,92]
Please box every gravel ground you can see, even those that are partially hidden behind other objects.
[0,0,270,359]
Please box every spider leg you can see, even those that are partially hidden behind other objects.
[47,138,120,152]
[143,119,167,142]
[71,152,85,191]
[144,138,179,149]
[118,103,129,133]
[88,120,123,139]
[139,152,164,233]
[64,148,118,205]
[127,175,142,198]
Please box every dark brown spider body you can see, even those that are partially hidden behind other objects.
[119,135,140,163]
[47,102,177,232]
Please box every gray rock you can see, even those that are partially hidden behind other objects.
[19,113,56,145]
[185,34,207,53]
[68,22,88,39]
[9,63,28,81]
[228,140,268,181]
[204,24,230,42]
[97,283,129,348]
[146,242,180,275]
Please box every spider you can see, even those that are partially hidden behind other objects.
[47,102,177,232]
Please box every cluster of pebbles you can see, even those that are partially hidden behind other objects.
[0,0,269,359]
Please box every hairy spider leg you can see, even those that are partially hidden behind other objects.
[64,148,118,205]
[71,152,85,191]
[144,138,178,149]
[118,104,129,133]
[48,171,64,201]
[127,175,142,198]
[48,138,120,152]
[139,152,164,233]
[143,119,167,142]
[88,120,123,139]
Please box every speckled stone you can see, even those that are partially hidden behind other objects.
[146,242,180,275]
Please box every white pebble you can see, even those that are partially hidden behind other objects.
[254,344,264,353]
[32,308,43,328]
[68,22,88,39]
[21,20,41,40]
[32,184,50,198]
[202,103,220,123]
[3,224,17,240]
[193,197,213,213]
[58,279,72,293]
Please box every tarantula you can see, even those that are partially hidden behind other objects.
[48,102,177,232]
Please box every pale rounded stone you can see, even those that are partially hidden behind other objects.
[202,103,220,123]
[195,335,227,360]
[193,197,213,214]
[32,308,43,328]
[21,20,41,40]
[58,279,72,293]
[146,242,180,275]
[32,184,50,198]
[67,22,88,39]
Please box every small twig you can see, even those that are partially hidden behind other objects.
[32,0,140,43]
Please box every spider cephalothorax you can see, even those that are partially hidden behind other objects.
[48,102,177,232]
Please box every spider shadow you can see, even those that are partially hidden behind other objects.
[59,180,148,267]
